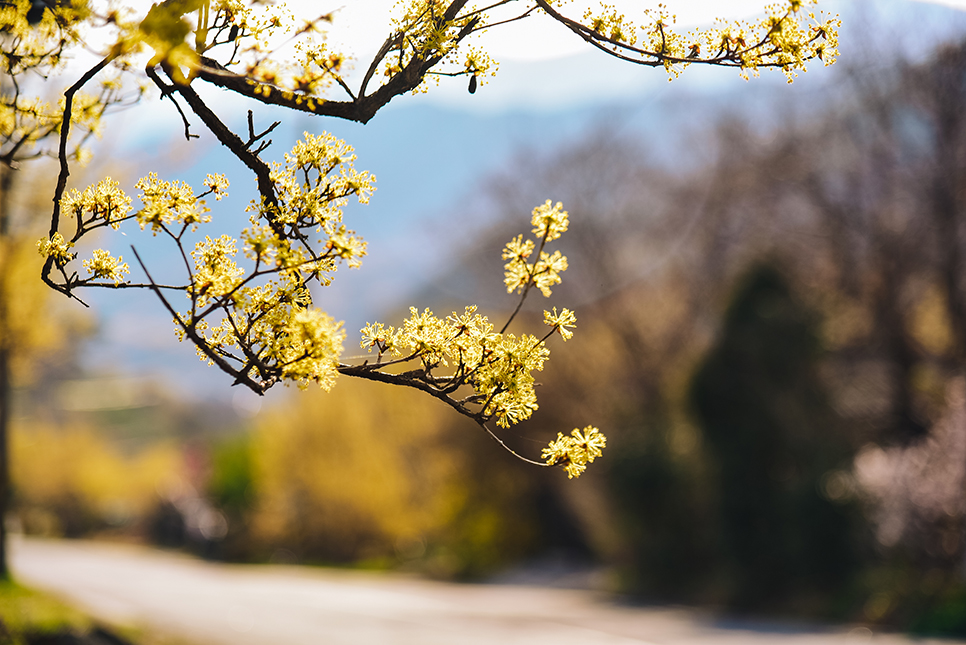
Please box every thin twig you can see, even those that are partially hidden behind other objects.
[131,245,265,394]
[145,65,198,141]
[476,419,549,467]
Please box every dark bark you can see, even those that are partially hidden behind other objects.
[0,345,8,581]
[192,0,476,125]
[0,162,12,580]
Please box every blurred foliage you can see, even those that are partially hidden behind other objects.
[230,378,565,577]
[0,579,201,644]
[0,163,82,388]
[0,231,68,388]
[420,22,966,629]
[0,580,91,642]
[248,378,460,562]
[689,264,862,612]
[208,435,254,516]
[608,420,720,602]
[11,422,185,538]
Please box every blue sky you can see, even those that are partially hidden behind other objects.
[74,0,966,411]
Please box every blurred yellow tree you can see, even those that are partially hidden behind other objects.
[11,423,185,537]
[247,379,541,572]
[0,166,98,577]
[0,1,123,577]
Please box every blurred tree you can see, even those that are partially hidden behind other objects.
[689,264,859,611]
[238,378,554,575]
[924,45,966,352]
[697,39,966,447]
[0,178,56,576]
[206,433,255,558]
[0,19,118,574]
[11,422,185,538]
[415,10,966,619]
[700,37,966,580]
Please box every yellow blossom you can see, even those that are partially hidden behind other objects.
[36,232,74,264]
[532,250,568,297]
[544,307,577,341]
[531,200,569,242]
[60,177,132,230]
[135,172,211,234]
[542,426,607,479]
[189,235,245,306]
[279,308,345,390]
[83,249,130,285]
[203,174,230,200]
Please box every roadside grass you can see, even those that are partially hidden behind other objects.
[0,578,91,641]
[0,579,199,645]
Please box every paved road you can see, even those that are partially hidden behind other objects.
[9,536,961,645]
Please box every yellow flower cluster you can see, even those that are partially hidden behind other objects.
[41,172,223,289]
[278,308,345,390]
[360,201,598,447]
[578,0,839,81]
[185,274,343,391]
[476,331,549,427]
[0,0,89,73]
[543,307,577,341]
[172,134,370,390]
[585,4,637,45]
[542,426,607,479]
[384,0,497,92]
[83,249,130,285]
[362,306,550,428]
[128,0,349,102]
[292,41,348,96]
[0,97,55,148]
[36,232,74,264]
[189,235,245,307]
[240,222,331,277]
[1,0,110,171]
[503,200,570,297]
[262,132,372,264]
[50,132,371,393]
[239,3,345,98]
[61,177,133,230]
[203,174,230,200]
[136,172,213,234]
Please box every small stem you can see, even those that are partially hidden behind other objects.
[475,420,549,467]
[131,246,265,394]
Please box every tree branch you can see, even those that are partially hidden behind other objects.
[43,50,118,299]
[192,0,478,124]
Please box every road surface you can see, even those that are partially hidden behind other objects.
[9,536,960,645]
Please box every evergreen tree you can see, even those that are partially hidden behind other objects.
[690,264,858,611]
